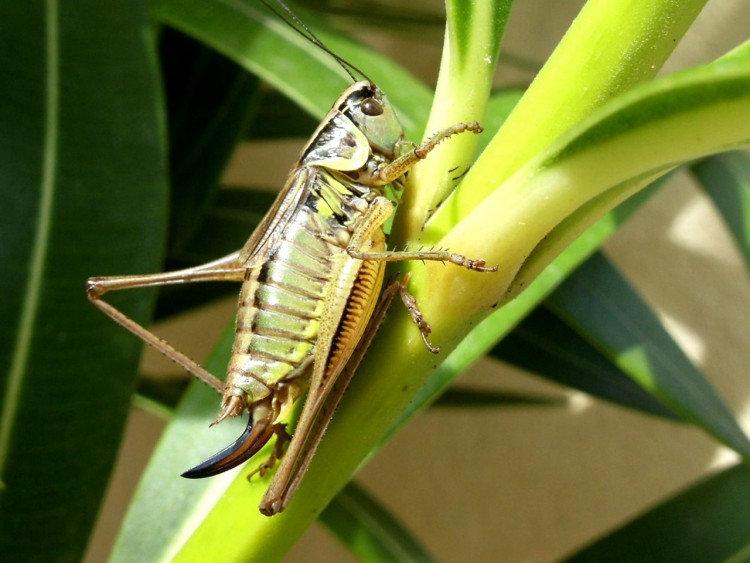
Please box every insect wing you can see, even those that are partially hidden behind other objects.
[238,166,313,265]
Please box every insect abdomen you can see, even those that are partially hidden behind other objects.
[225,207,338,400]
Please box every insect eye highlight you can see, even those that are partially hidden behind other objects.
[360,97,383,116]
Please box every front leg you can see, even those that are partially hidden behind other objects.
[372,121,483,185]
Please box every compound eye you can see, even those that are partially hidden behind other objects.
[361,97,383,116]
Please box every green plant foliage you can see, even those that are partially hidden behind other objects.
[547,253,750,454]
[160,28,261,249]
[490,298,679,420]
[691,151,750,272]
[0,1,167,560]
[320,481,436,562]
[3,0,750,561]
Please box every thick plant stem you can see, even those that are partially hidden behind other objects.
[425,0,708,241]
[394,0,510,242]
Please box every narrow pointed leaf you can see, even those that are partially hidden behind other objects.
[490,301,678,420]
[546,252,750,458]
[320,482,436,563]
[690,151,750,272]
[432,387,564,409]
[150,0,431,136]
[296,0,445,36]
[160,28,261,249]
[0,1,167,560]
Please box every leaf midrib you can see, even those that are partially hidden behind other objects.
[0,0,59,479]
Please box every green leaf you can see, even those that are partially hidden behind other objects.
[150,0,432,137]
[160,28,261,249]
[111,327,241,563]
[320,481,436,563]
[563,463,750,562]
[296,0,445,38]
[490,302,678,420]
[0,1,167,560]
[690,151,750,272]
[546,252,750,456]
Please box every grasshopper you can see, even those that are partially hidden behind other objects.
[87,2,496,517]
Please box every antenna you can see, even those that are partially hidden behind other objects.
[260,0,373,83]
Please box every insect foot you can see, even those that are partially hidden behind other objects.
[445,253,499,272]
